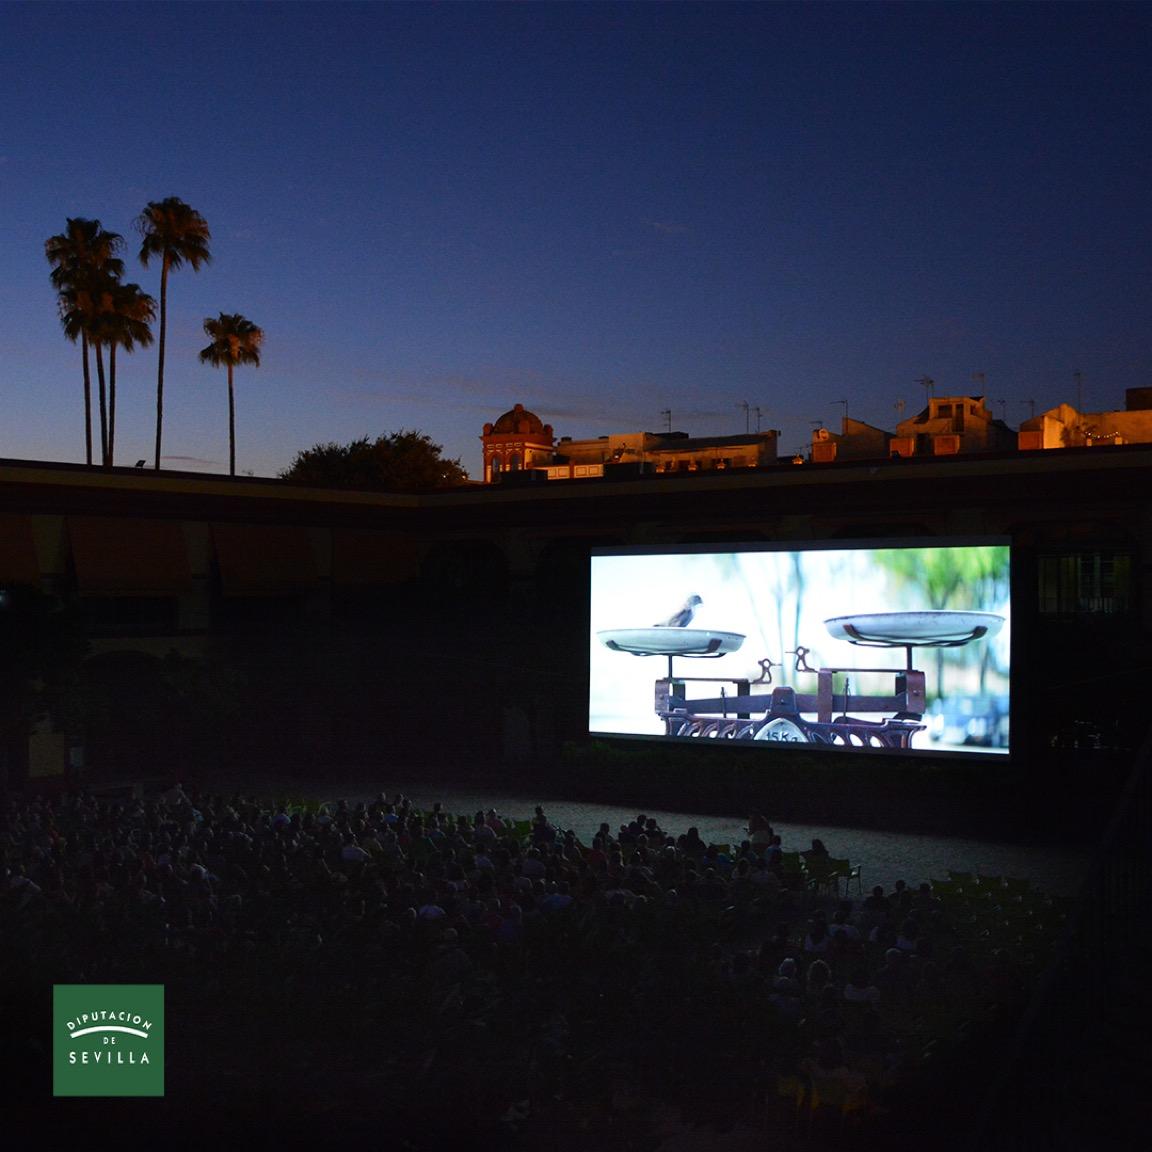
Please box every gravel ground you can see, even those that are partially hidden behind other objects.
[178,769,1090,898]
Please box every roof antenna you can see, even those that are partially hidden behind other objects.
[660,408,672,433]
[737,400,750,433]
[917,376,935,401]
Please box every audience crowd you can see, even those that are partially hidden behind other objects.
[2,786,1055,1146]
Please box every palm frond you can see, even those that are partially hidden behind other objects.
[136,196,212,269]
[46,218,125,289]
[63,278,157,353]
[199,312,263,368]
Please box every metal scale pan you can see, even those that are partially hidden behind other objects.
[824,611,1004,648]
[598,628,745,658]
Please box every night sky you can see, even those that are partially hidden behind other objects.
[2,1,1150,478]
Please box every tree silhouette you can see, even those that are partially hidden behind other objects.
[95,281,155,465]
[45,219,124,465]
[137,197,211,470]
[280,431,469,491]
[199,312,262,476]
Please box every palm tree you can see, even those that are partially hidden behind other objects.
[58,272,117,466]
[199,313,263,476]
[58,277,110,465]
[137,198,211,471]
[45,219,124,465]
[95,282,156,465]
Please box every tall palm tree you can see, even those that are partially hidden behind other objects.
[199,313,263,477]
[45,219,124,465]
[137,197,211,471]
[58,272,116,466]
[95,282,156,466]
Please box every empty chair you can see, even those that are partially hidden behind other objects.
[827,856,862,896]
[804,856,841,897]
[778,851,805,886]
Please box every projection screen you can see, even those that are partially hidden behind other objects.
[589,540,1011,756]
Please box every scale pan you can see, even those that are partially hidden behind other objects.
[598,628,745,657]
[824,611,1004,647]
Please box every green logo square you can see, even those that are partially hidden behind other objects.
[53,985,164,1096]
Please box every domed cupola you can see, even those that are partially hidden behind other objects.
[481,404,555,481]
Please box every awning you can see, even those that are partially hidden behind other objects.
[332,530,421,585]
[68,516,192,595]
[212,522,317,594]
[0,514,40,585]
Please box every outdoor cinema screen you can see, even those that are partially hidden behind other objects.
[589,541,1011,756]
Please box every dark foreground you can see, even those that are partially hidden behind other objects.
[3,777,1094,1150]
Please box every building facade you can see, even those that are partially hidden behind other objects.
[481,404,556,483]
[1019,388,1152,450]
[2,442,1150,784]
[811,396,1017,463]
[481,405,780,482]
[551,429,779,477]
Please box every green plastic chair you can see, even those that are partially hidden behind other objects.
[778,851,805,887]
[827,857,861,895]
[804,856,840,897]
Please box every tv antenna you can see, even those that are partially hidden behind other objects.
[1021,399,1036,419]
[972,371,986,391]
[752,405,764,432]
[894,398,906,420]
[832,399,848,427]
[737,400,751,433]
[996,398,1007,421]
[917,376,935,400]
[660,408,672,433]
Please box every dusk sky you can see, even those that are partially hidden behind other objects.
[2,2,1150,478]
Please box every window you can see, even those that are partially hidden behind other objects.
[1038,551,1133,615]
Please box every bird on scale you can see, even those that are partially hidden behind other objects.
[654,594,702,628]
